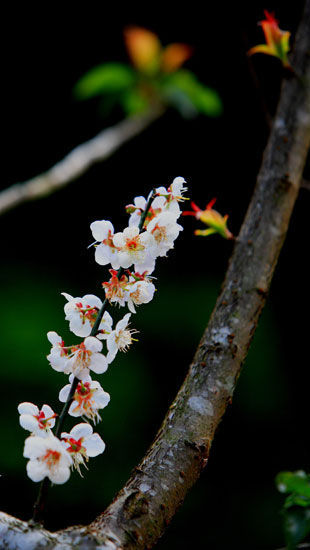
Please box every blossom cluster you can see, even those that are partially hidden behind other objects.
[18,177,187,487]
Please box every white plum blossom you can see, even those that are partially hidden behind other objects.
[147,211,183,257]
[47,333,108,379]
[107,312,138,363]
[61,423,105,476]
[155,177,188,218]
[47,331,71,373]
[65,337,108,380]
[62,292,112,339]
[126,278,156,314]
[112,226,155,269]
[24,434,72,484]
[102,269,129,308]
[59,374,110,423]
[168,176,188,202]
[18,403,57,438]
[90,220,121,269]
[127,193,166,228]
[63,293,99,337]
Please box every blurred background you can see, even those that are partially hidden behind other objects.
[1,2,309,548]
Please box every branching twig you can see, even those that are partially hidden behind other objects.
[0,1,309,548]
[0,108,162,216]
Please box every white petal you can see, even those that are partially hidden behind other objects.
[95,245,111,266]
[24,436,46,459]
[47,331,62,345]
[117,251,133,269]
[61,292,74,302]
[49,466,71,484]
[68,402,83,417]
[95,391,110,409]
[127,300,136,314]
[116,313,131,332]
[156,186,168,195]
[112,232,125,248]
[90,220,114,242]
[134,258,156,274]
[47,354,67,373]
[90,353,108,375]
[134,196,147,209]
[85,336,102,353]
[70,317,92,338]
[18,402,39,416]
[107,348,118,364]
[19,414,38,433]
[123,226,139,239]
[74,367,89,381]
[70,423,93,440]
[84,433,105,457]
[59,385,71,403]
[41,404,55,419]
[107,334,117,352]
[26,460,47,482]
[83,294,102,309]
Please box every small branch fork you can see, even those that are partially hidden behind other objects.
[0,2,309,547]
[0,108,162,217]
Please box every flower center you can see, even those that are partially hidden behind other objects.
[125,236,144,252]
[151,224,167,243]
[71,343,92,366]
[115,328,138,352]
[102,270,128,302]
[66,437,84,454]
[36,411,57,429]
[42,449,61,469]
[75,302,99,324]
[130,287,143,304]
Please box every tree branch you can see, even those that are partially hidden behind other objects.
[0,1,309,547]
[0,108,162,216]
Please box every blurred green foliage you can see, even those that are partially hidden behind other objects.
[276,471,310,548]
[74,28,222,118]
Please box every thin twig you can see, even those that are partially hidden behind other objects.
[0,108,162,216]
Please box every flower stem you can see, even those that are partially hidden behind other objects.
[32,477,50,523]
[139,188,157,229]
[31,187,157,523]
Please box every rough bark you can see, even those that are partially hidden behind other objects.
[0,108,161,216]
[1,1,310,548]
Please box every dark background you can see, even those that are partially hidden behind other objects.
[1,2,309,548]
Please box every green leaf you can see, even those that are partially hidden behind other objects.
[162,70,222,117]
[120,88,150,115]
[284,493,310,509]
[74,63,136,99]
[283,508,310,549]
[276,471,310,499]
